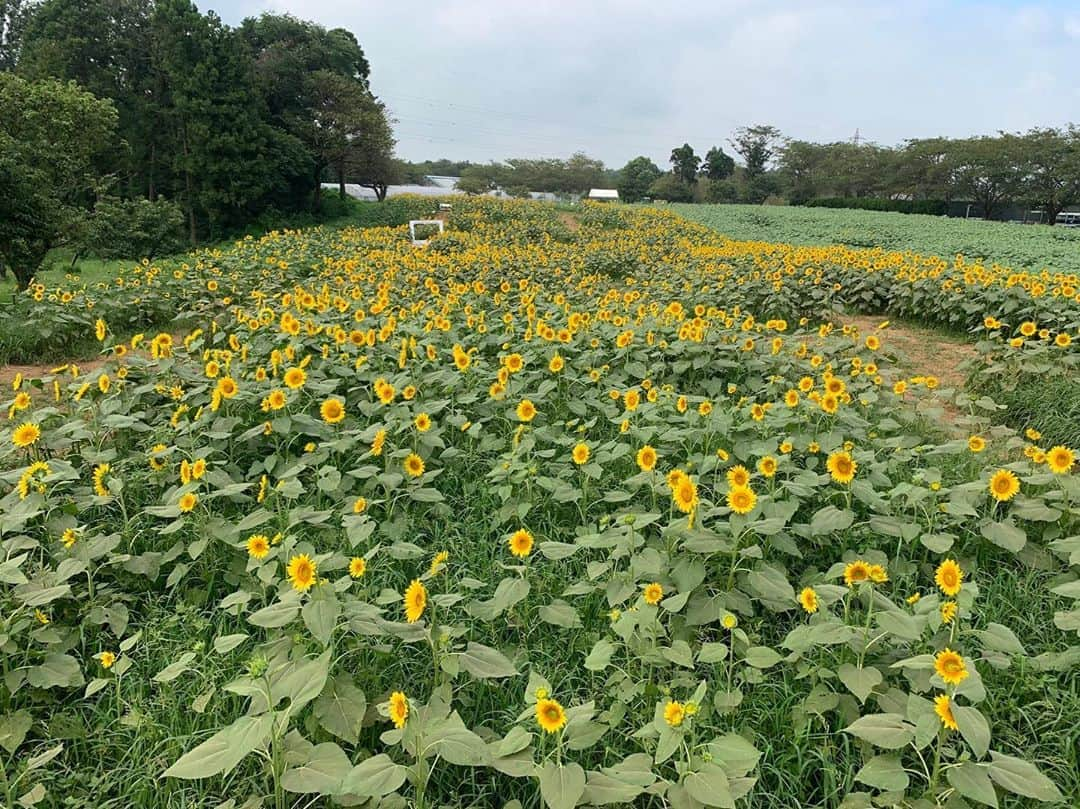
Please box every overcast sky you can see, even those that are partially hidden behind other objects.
[206,0,1080,167]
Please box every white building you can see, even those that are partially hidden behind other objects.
[587,188,619,202]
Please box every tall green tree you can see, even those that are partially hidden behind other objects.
[1015,127,1080,224]
[0,0,35,70]
[951,135,1024,219]
[342,94,397,202]
[0,73,117,288]
[669,143,700,185]
[701,146,735,181]
[730,125,783,203]
[151,0,309,241]
[617,156,662,203]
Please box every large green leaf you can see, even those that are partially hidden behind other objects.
[538,761,586,809]
[339,753,408,797]
[314,675,367,745]
[163,713,274,779]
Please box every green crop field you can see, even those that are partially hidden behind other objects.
[670,204,1080,274]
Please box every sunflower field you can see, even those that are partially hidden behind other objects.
[1,198,1078,809]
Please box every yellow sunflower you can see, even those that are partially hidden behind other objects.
[934,694,958,731]
[643,582,663,605]
[827,451,856,484]
[727,486,756,515]
[516,399,537,422]
[843,560,872,587]
[798,586,819,614]
[178,492,198,513]
[1046,446,1075,474]
[757,456,778,478]
[571,443,590,465]
[12,422,41,448]
[934,559,964,596]
[934,648,969,685]
[404,453,425,478]
[414,412,432,432]
[536,698,567,733]
[726,465,751,488]
[320,398,345,424]
[672,477,698,514]
[404,579,427,622]
[349,557,367,578]
[283,367,307,389]
[287,553,317,592]
[664,701,686,727]
[508,528,534,558]
[389,691,409,728]
[246,534,270,559]
[636,445,657,472]
[988,469,1019,502]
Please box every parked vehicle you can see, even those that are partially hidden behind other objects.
[1056,211,1080,227]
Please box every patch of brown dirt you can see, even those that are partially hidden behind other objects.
[844,315,975,392]
[558,212,581,232]
[0,357,108,387]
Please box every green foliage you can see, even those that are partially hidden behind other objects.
[0,72,118,289]
[78,196,186,260]
[649,174,694,203]
[617,156,663,203]
[669,143,701,185]
[805,198,948,215]
[674,203,1080,274]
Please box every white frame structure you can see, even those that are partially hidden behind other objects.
[409,219,445,246]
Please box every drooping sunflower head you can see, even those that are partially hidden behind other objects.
[934,694,958,731]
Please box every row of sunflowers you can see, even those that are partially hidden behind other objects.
[1,198,1077,808]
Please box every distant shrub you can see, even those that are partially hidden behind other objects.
[80,196,185,260]
[803,198,948,216]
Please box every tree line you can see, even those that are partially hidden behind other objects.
[400,124,1080,224]
[1,0,395,288]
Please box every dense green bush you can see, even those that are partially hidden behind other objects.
[80,196,186,260]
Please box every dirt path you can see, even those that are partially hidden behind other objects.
[0,356,108,387]
[843,315,975,391]
[558,212,581,232]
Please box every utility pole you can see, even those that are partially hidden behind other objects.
[852,128,861,147]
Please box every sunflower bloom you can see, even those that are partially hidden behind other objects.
[12,422,41,449]
[843,560,872,586]
[799,586,819,614]
[404,579,427,622]
[934,648,969,685]
[672,477,698,514]
[664,701,686,727]
[287,554,317,592]
[320,398,345,424]
[643,582,663,605]
[935,559,964,596]
[508,529,534,558]
[934,694,958,731]
[247,534,270,559]
[404,453,425,478]
[1046,446,1075,474]
[988,469,1019,502]
[572,443,590,465]
[536,698,567,733]
[389,691,409,728]
[827,451,856,484]
[636,445,657,472]
[727,486,756,515]
[726,465,750,488]
[349,557,367,578]
[516,399,537,422]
